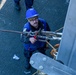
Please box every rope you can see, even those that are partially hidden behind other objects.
[46,40,57,51]
[32,70,39,75]
[0,29,23,34]
[38,39,56,50]
[55,27,64,32]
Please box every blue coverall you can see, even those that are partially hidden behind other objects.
[21,18,50,69]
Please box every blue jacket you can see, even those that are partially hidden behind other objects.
[23,18,50,51]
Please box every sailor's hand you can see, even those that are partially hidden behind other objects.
[50,49,57,57]
[50,44,59,57]
[29,37,37,44]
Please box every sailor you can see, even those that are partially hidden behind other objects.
[21,8,51,72]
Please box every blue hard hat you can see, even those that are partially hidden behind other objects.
[26,8,39,19]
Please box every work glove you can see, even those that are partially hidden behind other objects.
[50,44,59,57]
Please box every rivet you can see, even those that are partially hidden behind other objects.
[39,66,43,70]
[43,57,47,61]
[30,60,34,65]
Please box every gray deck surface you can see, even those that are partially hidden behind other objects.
[0,0,68,75]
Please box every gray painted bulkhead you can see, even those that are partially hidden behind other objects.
[57,0,76,71]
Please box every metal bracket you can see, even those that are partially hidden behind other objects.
[30,53,76,75]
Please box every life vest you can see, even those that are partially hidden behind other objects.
[23,18,48,51]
